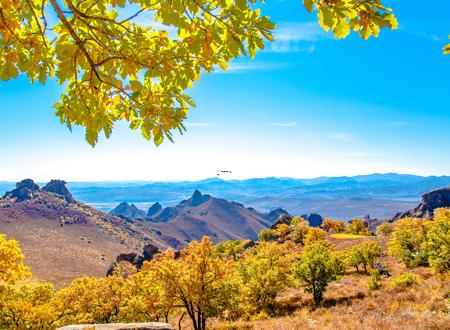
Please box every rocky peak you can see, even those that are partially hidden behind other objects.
[147,202,162,217]
[3,179,40,201]
[270,214,293,229]
[42,179,75,203]
[392,186,450,221]
[110,202,147,221]
[265,208,290,223]
[188,189,211,207]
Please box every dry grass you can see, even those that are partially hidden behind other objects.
[173,236,450,330]
[330,233,370,239]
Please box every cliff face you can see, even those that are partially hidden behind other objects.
[392,187,450,221]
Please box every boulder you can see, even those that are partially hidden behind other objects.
[42,180,75,203]
[302,213,324,227]
[107,243,160,275]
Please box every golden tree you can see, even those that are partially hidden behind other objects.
[236,241,296,317]
[0,0,397,145]
[0,234,31,284]
[146,237,235,330]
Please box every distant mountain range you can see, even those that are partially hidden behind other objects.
[1,173,449,219]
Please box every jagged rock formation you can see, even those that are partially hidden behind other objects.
[147,202,162,217]
[106,243,160,276]
[301,213,324,227]
[3,179,40,201]
[110,202,147,221]
[391,186,450,221]
[42,179,75,203]
[271,214,293,229]
[111,190,291,248]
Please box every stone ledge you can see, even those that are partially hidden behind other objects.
[56,322,173,330]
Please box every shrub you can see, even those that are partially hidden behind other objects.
[258,229,277,242]
[304,227,327,246]
[376,222,394,236]
[290,217,309,244]
[388,272,420,289]
[275,224,291,242]
[344,240,382,273]
[388,218,431,268]
[321,219,345,233]
[366,270,381,291]
[293,244,345,306]
[424,208,450,273]
[347,219,371,236]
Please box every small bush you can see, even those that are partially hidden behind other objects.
[366,270,381,291]
[388,272,420,289]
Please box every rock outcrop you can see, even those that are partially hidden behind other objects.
[264,208,290,223]
[42,180,75,203]
[391,186,450,221]
[270,214,293,229]
[301,213,324,227]
[147,202,162,217]
[4,179,40,201]
[107,243,160,275]
[110,202,147,221]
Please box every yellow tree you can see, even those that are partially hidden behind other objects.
[54,275,131,324]
[388,217,432,268]
[304,227,327,246]
[347,219,371,236]
[290,216,310,245]
[423,208,450,273]
[146,237,235,330]
[236,241,296,317]
[0,0,397,145]
[0,234,31,284]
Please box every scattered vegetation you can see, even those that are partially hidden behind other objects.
[0,208,449,329]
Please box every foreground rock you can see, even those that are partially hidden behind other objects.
[107,243,161,275]
[57,322,172,330]
[392,186,450,221]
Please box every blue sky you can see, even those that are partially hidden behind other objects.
[0,1,449,181]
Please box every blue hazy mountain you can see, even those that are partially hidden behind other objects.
[1,174,449,219]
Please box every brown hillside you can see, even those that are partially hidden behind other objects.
[0,179,163,287]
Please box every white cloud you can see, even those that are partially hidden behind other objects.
[386,121,407,127]
[270,121,297,127]
[214,61,292,74]
[327,132,353,142]
[266,22,329,53]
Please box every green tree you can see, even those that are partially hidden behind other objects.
[366,269,381,291]
[0,0,397,145]
[388,217,431,268]
[293,244,345,307]
[423,208,450,273]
